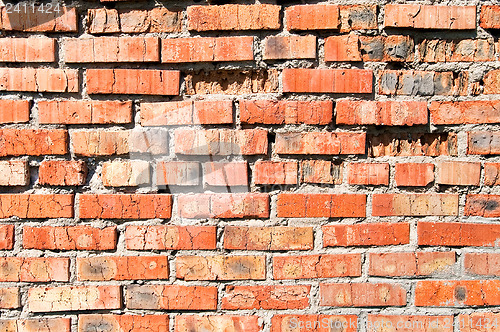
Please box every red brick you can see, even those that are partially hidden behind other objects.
[175,129,267,155]
[39,100,132,124]
[79,315,168,332]
[0,68,78,92]
[468,132,500,155]
[71,130,129,156]
[324,34,361,61]
[339,5,377,32]
[141,100,233,126]
[384,4,476,30]
[395,163,434,187]
[0,100,29,123]
[369,133,458,157]
[222,285,310,310]
[0,318,71,332]
[372,194,459,216]
[277,193,366,218]
[465,253,500,275]
[87,8,119,33]
[415,280,500,306]
[275,132,365,155]
[481,5,500,29]
[120,8,181,33]
[177,255,265,280]
[1,6,77,32]
[240,100,332,125]
[254,161,298,185]
[178,193,269,219]
[156,161,200,186]
[458,313,500,332]
[273,254,362,279]
[86,69,179,95]
[336,100,427,126]
[204,162,247,186]
[419,39,496,62]
[418,221,500,247]
[0,194,73,218]
[175,316,261,332]
[282,68,372,93]
[437,161,481,185]
[162,37,253,62]
[0,129,67,156]
[263,35,316,60]
[483,70,500,94]
[127,285,217,310]
[348,163,389,185]
[223,226,313,250]
[77,256,168,281]
[360,35,414,62]
[0,225,14,250]
[79,194,172,219]
[430,101,500,124]
[0,288,19,308]
[323,223,410,247]
[320,283,406,307]
[187,4,280,31]
[101,160,150,187]
[465,194,500,217]
[484,163,500,185]
[286,5,339,30]
[366,315,453,332]
[0,257,69,282]
[301,160,342,184]
[0,38,55,62]
[369,252,456,277]
[38,160,87,186]
[23,226,117,250]
[28,286,121,312]
[0,160,29,186]
[125,225,216,250]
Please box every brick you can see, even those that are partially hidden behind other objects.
[366,315,453,332]
[0,318,71,332]
[176,255,265,280]
[324,34,361,61]
[1,6,77,32]
[79,194,172,219]
[223,226,313,250]
[272,315,357,332]
[369,133,458,157]
[465,194,500,217]
[282,68,372,93]
[28,286,121,312]
[77,256,168,281]
[465,253,500,275]
[23,226,117,250]
[178,193,269,219]
[175,316,261,332]
[38,160,87,186]
[254,161,298,185]
[484,163,500,185]
[71,130,129,156]
[369,252,456,277]
[156,161,200,186]
[360,36,414,62]
[275,132,365,155]
[323,223,410,247]
[240,100,332,125]
[222,285,310,310]
[79,315,168,332]
[0,225,14,250]
[378,70,468,96]
[419,39,496,62]
[125,225,216,250]
[0,257,69,282]
[339,5,377,31]
[418,221,500,247]
[86,69,179,95]
[101,160,150,187]
[483,70,500,94]
[65,37,159,63]
[129,128,169,155]
[0,68,78,92]
[204,162,248,186]
[481,6,500,29]
[468,132,500,155]
[458,313,500,332]
[437,161,480,185]
[141,100,233,126]
[263,35,316,60]
[0,194,73,218]
[127,285,216,310]
[162,37,253,62]
[0,129,67,156]
[372,194,458,216]
[301,160,342,184]
[286,5,339,30]
[87,8,119,33]
[277,193,366,218]
[336,100,428,126]
[39,100,132,124]
[430,100,500,125]
[273,254,362,279]
[320,283,406,307]
[0,160,29,186]
[0,288,19,308]
[348,163,389,185]
[187,4,280,31]
[415,280,500,306]
[384,4,476,30]
[0,38,55,62]
[185,69,279,95]
[175,129,267,155]
[395,163,434,186]
[0,100,29,123]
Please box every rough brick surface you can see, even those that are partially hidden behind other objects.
[1,6,77,32]
[176,255,266,280]
[38,160,87,186]
[78,315,168,332]
[126,285,217,310]
[0,160,29,186]
[0,129,67,156]
[273,254,362,279]
[323,223,410,247]
[320,283,407,307]
[282,69,373,93]
[223,226,313,250]
[384,5,476,30]
[0,38,55,62]
[277,193,366,218]
[23,226,117,250]
[125,225,216,250]
[39,100,132,124]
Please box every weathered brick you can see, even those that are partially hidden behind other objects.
[484,163,500,185]
[71,130,129,156]
[175,316,261,332]
[0,160,29,186]
[271,315,358,332]
[39,100,132,124]
[369,133,458,157]
[129,128,169,155]
[0,129,67,156]
[0,288,19,308]
[283,68,373,93]
[80,194,172,219]
[254,161,298,185]
[156,161,200,186]
[366,315,453,332]
[275,132,365,155]
[273,254,362,279]
[0,318,71,332]
[77,256,168,281]
[300,160,342,184]
[223,226,313,250]
[360,35,414,62]
[23,226,117,250]
[0,225,14,250]
[78,315,168,332]
[395,163,435,186]
[418,221,500,247]
[348,163,389,185]
[0,68,78,92]
[163,37,253,62]
[339,5,377,32]
[1,6,77,32]
[320,283,406,307]
[240,100,332,125]
[176,255,266,280]
[0,100,29,123]
[415,280,500,306]
[277,193,366,218]
[430,101,500,125]
[101,160,150,187]
[38,160,87,186]
[465,194,500,217]
[0,194,73,218]
[468,132,500,155]
[125,225,216,250]
[204,162,247,186]
[0,257,69,282]
[0,37,55,62]
[458,313,500,332]
[263,35,316,60]
[481,5,500,29]
[372,194,458,216]
[437,161,481,185]
[323,223,410,247]
[127,285,216,310]
[483,70,500,94]
[87,8,119,33]
[324,34,361,62]
[369,252,456,276]
[222,285,310,310]
[286,5,339,30]
[419,39,496,62]
[465,253,500,275]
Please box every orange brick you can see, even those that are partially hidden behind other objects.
[101,160,150,187]
[1,6,77,32]
[286,5,339,30]
[480,5,500,29]
[273,254,362,279]
[415,280,500,306]
[71,130,129,156]
[38,160,87,186]
[0,68,78,92]
[323,223,410,247]
[204,161,248,186]
[39,100,132,124]
[0,160,29,186]
[458,313,500,332]
[223,226,313,250]
[240,100,332,125]
[125,225,216,250]
[162,37,253,62]
[156,161,200,186]
[418,221,500,247]
[384,4,476,29]
[437,161,481,185]
[0,288,19,308]
[126,285,217,310]
[372,194,459,216]
[468,132,500,155]
[0,225,14,250]
[0,194,73,218]
[275,132,366,155]
[324,34,361,61]
[0,318,71,332]
[282,68,372,93]
[0,38,55,62]
[348,163,389,185]
[419,39,496,62]
[77,256,168,281]
[320,283,406,307]
[369,252,456,276]
[465,194,500,217]
[369,132,458,157]
[430,101,500,125]
[222,285,310,310]
[485,163,500,185]
[79,315,168,332]
[0,257,69,282]
[339,5,377,31]
[176,255,265,280]
[0,100,29,123]
[301,160,342,184]
[254,161,298,185]
[0,129,67,156]
[395,163,434,187]
[263,35,316,60]
[465,253,500,275]
[175,316,261,332]
[277,193,366,218]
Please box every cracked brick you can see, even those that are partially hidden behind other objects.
[0,37,55,62]
[156,161,200,186]
[277,193,366,218]
[126,285,217,310]
[80,194,172,219]
[465,253,500,276]
[254,161,298,185]
[347,163,389,185]
[39,160,87,186]
[240,100,332,125]
[418,221,500,247]
[0,68,78,92]
[415,280,500,306]
[222,285,310,310]
[0,318,70,332]
[372,194,458,216]
[369,132,458,157]
[77,256,168,281]
[430,101,500,124]
[0,100,29,123]
[1,6,77,32]
[101,160,150,187]
[0,160,29,186]
[275,132,365,155]
[0,257,69,282]
[23,226,117,250]
[467,131,500,155]
[395,163,435,187]
[300,160,342,184]
[369,252,456,277]
[78,315,168,332]
[320,283,407,307]
[0,129,67,156]
[0,225,14,250]
[39,100,132,124]
[273,254,362,279]
[224,226,313,250]
[176,255,266,280]
[0,194,73,218]
[125,225,216,250]
[323,223,410,247]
